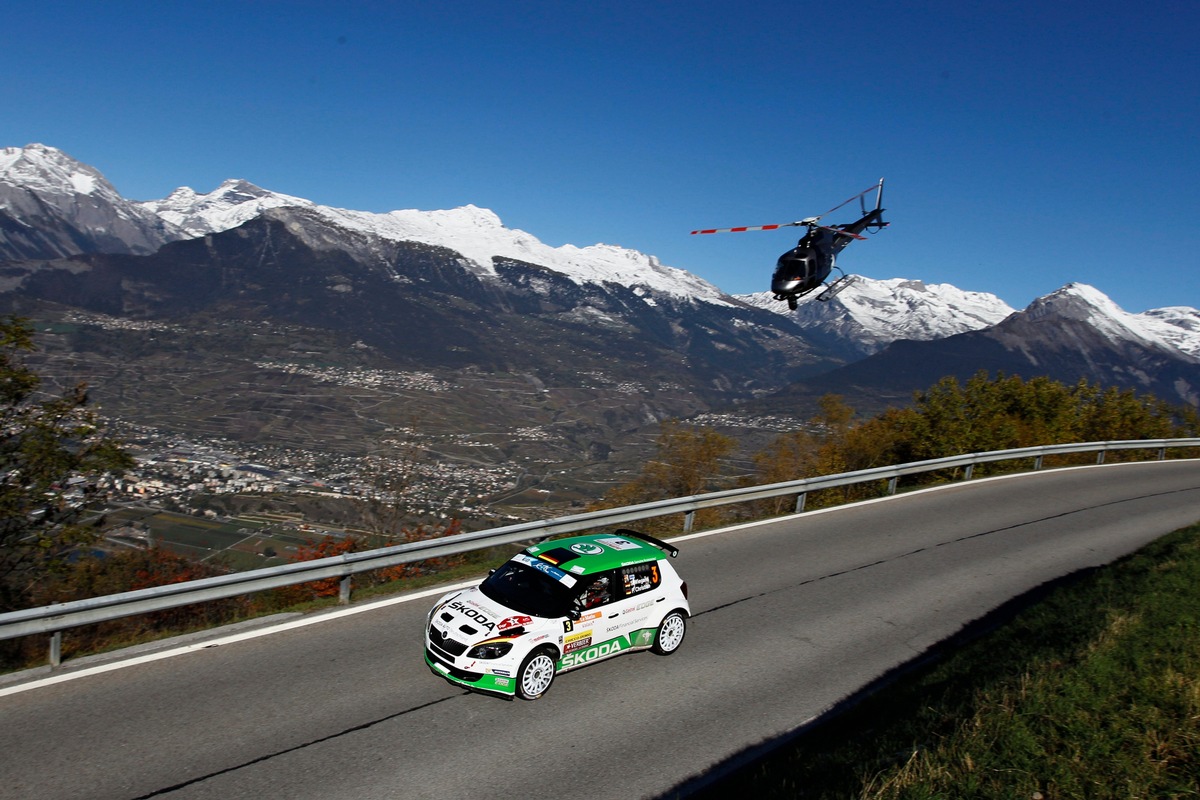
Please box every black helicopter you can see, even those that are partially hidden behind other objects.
[691,179,888,309]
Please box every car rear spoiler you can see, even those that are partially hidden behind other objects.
[614,528,680,558]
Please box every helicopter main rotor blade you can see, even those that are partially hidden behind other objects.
[690,221,804,235]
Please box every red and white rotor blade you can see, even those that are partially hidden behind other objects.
[690,221,802,235]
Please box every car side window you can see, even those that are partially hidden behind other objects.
[618,561,661,599]
[578,574,613,609]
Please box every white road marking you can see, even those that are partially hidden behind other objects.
[0,579,477,698]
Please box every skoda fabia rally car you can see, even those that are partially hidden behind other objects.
[424,529,689,700]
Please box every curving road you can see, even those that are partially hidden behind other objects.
[1,460,1198,800]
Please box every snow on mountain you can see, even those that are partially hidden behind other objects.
[0,143,182,257]
[1138,307,1200,359]
[315,204,731,304]
[1022,283,1200,361]
[139,179,311,237]
[0,143,118,204]
[138,181,730,304]
[737,277,1016,356]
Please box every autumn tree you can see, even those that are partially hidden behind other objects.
[590,420,736,534]
[751,395,908,511]
[0,316,134,612]
[749,375,1200,515]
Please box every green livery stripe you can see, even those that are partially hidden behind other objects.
[558,627,657,670]
[424,651,517,696]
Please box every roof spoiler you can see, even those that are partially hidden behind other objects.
[614,528,680,558]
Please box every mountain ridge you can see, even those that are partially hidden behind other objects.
[3,142,1199,420]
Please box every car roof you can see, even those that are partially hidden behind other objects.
[522,532,665,576]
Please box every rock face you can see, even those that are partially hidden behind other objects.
[738,277,1016,359]
[0,144,185,260]
[771,284,1200,411]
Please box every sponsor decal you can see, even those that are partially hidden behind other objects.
[596,536,642,551]
[492,669,512,677]
[635,600,655,611]
[498,615,532,633]
[514,553,578,588]
[496,678,511,687]
[579,611,602,623]
[447,600,496,633]
[634,629,654,647]
[531,633,550,643]
[570,542,605,555]
[564,631,593,653]
[560,636,630,669]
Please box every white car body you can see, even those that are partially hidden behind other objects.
[424,531,690,700]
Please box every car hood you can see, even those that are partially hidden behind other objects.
[431,587,545,642]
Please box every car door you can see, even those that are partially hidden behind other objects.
[607,560,665,649]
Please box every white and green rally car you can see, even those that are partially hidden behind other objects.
[424,529,690,700]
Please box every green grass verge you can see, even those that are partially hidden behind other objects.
[679,522,1200,799]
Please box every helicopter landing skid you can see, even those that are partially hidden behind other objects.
[817,274,857,302]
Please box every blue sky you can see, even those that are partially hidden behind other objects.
[3,1,1197,313]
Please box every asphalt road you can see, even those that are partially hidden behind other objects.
[2,460,1199,800]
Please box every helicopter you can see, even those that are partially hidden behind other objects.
[691,179,888,310]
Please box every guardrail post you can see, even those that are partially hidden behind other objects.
[339,576,352,605]
[1096,450,1106,464]
[964,464,974,480]
[887,477,898,495]
[50,631,62,667]
[1158,447,1166,460]
[795,493,807,513]
[1034,455,1044,470]
[683,510,695,534]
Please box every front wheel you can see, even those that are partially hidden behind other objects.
[651,611,686,655]
[516,647,557,700]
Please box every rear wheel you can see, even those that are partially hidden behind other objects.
[516,647,557,700]
[652,611,686,655]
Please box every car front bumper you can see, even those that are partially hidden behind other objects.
[424,648,518,699]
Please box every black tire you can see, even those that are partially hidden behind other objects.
[651,610,686,655]
[515,647,557,700]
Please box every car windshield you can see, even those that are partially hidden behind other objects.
[479,559,576,618]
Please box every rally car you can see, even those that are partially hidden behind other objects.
[424,529,690,700]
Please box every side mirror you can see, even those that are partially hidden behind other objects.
[567,608,581,621]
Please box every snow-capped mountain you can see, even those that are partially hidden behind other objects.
[139,179,310,238]
[1003,282,1200,361]
[774,282,1200,410]
[0,149,839,410]
[136,170,728,304]
[0,143,183,259]
[987,283,1200,383]
[1139,306,1200,359]
[3,143,1199,400]
[737,278,1016,358]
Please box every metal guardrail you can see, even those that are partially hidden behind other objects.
[4,438,1199,665]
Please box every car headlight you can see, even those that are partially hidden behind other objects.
[466,641,513,659]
